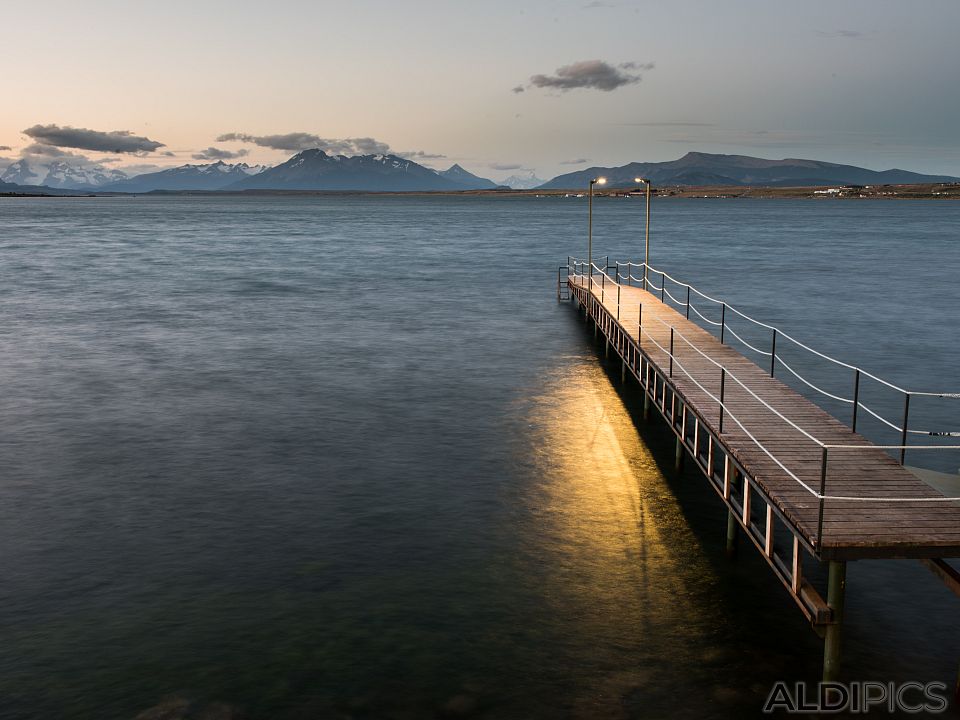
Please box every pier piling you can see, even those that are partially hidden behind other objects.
[725,510,738,557]
[822,561,847,682]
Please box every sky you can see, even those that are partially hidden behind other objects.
[2,0,959,182]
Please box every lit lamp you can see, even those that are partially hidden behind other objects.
[634,177,652,290]
[588,176,607,287]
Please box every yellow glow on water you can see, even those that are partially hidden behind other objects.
[511,358,725,709]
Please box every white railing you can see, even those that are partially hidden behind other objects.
[566,256,960,547]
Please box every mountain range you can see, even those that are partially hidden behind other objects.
[1,159,128,190]
[101,161,266,192]
[538,152,960,189]
[3,150,958,195]
[226,151,499,192]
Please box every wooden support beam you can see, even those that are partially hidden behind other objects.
[791,537,802,594]
[765,504,774,557]
[742,475,751,527]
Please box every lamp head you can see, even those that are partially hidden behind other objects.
[591,176,607,186]
[635,177,649,184]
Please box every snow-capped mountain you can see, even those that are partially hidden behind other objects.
[101,161,265,192]
[227,150,468,191]
[435,163,498,190]
[1,160,45,186]
[500,172,545,190]
[1,159,128,189]
[42,161,128,189]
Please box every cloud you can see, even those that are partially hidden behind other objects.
[191,146,250,161]
[818,29,863,38]
[217,132,392,155]
[560,158,590,165]
[583,1,615,7]
[22,143,81,158]
[489,162,524,171]
[22,124,165,154]
[397,150,446,160]
[218,131,441,160]
[218,132,324,151]
[526,59,654,92]
[0,145,10,151]
[511,85,525,94]
[616,121,715,127]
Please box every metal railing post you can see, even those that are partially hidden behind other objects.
[817,447,829,551]
[720,303,727,344]
[686,285,691,319]
[638,304,642,343]
[660,272,665,302]
[770,329,777,377]
[900,393,911,465]
[669,327,674,378]
[851,369,861,433]
[719,368,726,433]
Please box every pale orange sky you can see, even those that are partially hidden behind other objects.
[3,0,959,181]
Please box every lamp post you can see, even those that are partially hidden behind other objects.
[635,177,651,290]
[588,176,607,289]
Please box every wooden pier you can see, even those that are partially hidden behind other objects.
[559,262,960,681]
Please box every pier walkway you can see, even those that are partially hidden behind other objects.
[559,260,960,680]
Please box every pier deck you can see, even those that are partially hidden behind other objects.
[563,260,960,681]
[568,273,960,564]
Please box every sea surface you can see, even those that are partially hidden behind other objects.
[0,195,958,719]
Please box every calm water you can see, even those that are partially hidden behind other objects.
[0,196,958,719]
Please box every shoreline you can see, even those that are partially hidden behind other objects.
[3,182,959,200]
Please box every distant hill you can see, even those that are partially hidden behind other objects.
[538,151,960,189]
[0,178,85,195]
[436,164,498,190]
[227,150,469,192]
[102,161,264,192]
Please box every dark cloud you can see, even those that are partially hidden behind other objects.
[0,145,11,151]
[217,132,324,151]
[218,132,440,160]
[489,162,523,171]
[192,146,250,161]
[22,124,165,154]
[560,158,590,165]
[511,85,525,94]
[217,132,392,155]
[527,59,654,92]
